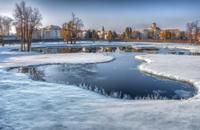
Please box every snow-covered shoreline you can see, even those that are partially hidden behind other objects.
[136,54,200,100]
[0,53,114,68]
[0,43,114,69]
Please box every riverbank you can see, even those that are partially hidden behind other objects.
[136,54,200,99]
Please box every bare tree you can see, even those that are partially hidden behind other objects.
[0,16,13,46]
[61,22,73,44]
[0,17,3,46]
[187,21,200,43]
[14,1,42,51]
[62,13,84,44]
[72,13,84,43]
[193,21,200,43]
[186,23,193,42]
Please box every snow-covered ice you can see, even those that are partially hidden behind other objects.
[136,54,200,99]
[1,42,200,130]
[0,53,113,68]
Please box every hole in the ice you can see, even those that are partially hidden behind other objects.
[9,47,196,100]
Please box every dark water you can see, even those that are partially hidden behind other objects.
[12,48,196,100]
[32,46,160,54]
[32,45,200,55]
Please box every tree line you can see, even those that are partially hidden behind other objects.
[0,0,200,51]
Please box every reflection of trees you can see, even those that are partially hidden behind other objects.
[61,48,82,53]
[57,64,97,76]
[32,46,160,54]
[118,46,159,53]
[18,67,45,81]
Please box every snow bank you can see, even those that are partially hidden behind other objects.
[136,54,200,99]
[0,53,113,68]
[129,42,200,53]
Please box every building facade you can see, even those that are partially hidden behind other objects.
[42,25,62,40]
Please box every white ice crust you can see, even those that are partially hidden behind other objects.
[136,54,200,99]
[0,53,113,68]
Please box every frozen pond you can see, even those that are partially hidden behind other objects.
[2,42,200,130]
[11,46,196,100]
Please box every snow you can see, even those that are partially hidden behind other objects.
[1,68,200,130]
[130,42,200,53]
[0,53,113,68]
[0,43,113,69]
[1,42,200,130]
[135,54,200,99]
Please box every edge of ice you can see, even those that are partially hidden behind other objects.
[135,54,200,100]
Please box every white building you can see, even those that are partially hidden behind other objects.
[42,25,62,39]
[142,29,150,39]
[32,29,42,40]
[97,30,105,39]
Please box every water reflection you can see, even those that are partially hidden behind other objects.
[32,45,200,56]
[17,67,45,81]
[32,46,159,54]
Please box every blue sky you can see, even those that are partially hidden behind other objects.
[0,0,199,32]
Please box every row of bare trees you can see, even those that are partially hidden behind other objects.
[61,13,84,44]
[6,1,82,51]
[0,16,13,46]
[14,1,42,51]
